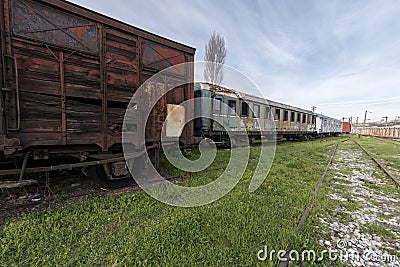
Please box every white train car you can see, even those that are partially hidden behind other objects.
[316,114,342,136]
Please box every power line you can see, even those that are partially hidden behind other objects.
[318,97,400,107]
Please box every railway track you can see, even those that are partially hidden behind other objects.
[354,140,400,187]
[279,138,399,266]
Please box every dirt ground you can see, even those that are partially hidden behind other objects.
[0,169,183,223]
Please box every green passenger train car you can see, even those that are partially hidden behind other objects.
[194,83,316,146]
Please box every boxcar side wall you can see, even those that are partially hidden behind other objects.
[0,0,5,137]
[1,0,195,156]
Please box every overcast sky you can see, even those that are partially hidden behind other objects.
[70,0,400,123]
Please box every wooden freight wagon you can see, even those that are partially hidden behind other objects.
[0,0,195,187]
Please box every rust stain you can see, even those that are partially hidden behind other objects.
[68,25,90,39]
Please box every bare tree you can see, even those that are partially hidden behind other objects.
[204,31,227,85]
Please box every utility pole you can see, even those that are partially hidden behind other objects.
[311,106,316,113]
[363,110,372,129]
[382,116,388,127]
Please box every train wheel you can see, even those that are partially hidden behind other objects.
[87,156,145,189]
[87,164,133,189]
[222,136,237,149]
[249,137,256,145]
[221,137,230,149]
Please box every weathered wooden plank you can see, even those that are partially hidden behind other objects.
[107,106,127,133]
[6,133,62,145]
[0,180,38,189]
[105,28,138,43]
[19,76,61,96]
[66,133,101,144]
[106,40,135,54]
[16,54,59,75]
[106,69,137,87]
[65,83,102,100]
[63,54,100,68]
[66,97,102,133]
[64,63,100,81]
[13,41,60,60]
[19,92,62,132]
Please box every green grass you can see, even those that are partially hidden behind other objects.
[0,137,347,266]
[366,223,397,240]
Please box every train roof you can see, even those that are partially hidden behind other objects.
[315,113,341,122]
[195,82,313,114]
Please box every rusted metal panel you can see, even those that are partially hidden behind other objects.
[142,41,185,74]
[37,0,195,54]
[11,0,99,54]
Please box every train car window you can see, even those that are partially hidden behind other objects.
[213,98,222,114]
[274,108,281,120]
[297,113,301,122]
[302,114,307,123]
[241,102,249,117]
[284,110,289,121]
[265,107,271,120]
[312,115,316,124]
[253,104,260,118]
[228,100,237,116]
[291,111,295,122]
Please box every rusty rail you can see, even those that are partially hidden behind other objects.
[354,140,400,187]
